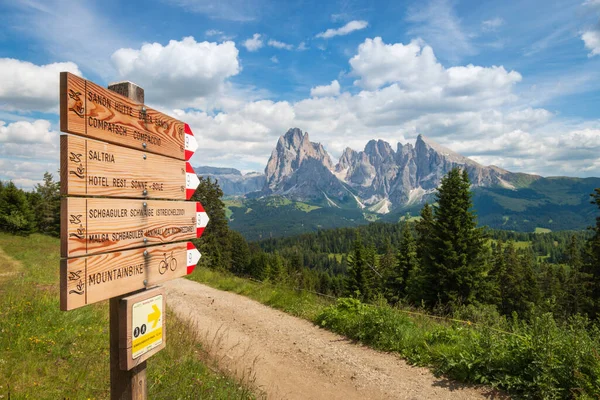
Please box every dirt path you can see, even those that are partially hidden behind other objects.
[164,278,504,400]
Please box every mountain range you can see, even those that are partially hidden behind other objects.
[196,128,600,239]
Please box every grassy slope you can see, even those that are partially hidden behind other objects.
[0,233,254,399]
[188,267,600,399]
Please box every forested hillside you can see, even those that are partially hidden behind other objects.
[3,170,600,396]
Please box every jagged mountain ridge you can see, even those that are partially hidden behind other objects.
[195,166,266,196]
[262,128,539,213]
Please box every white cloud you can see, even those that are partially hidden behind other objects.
[0,58,82,113]
[582,30,600,57]
[0,119,61,189]
[297,42,308,51]
[157,37,597,178]
[0,120,57,144]
[481,17,504,32]
[310,80,341,97]
[111,37,240,106]
[268,39,293,50]
[316,20,368,39]
[349,37,521,98]
[270,56,279,63]
[242,33,264,51]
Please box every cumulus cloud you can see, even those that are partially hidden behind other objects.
[268,39,293,50]
[0,120,57,144]
[111,37,240,106]
[349,37,521,104]
[582,30,600,57]
[0,59,82,113]
[270,56,279,63]
[316,20,368,39]
[297,42,308,51]
[310,80,341,97]
[0,119,60,189]
[157,37,597,178]
[242,33,264,51]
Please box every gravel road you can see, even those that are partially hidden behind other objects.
[164,278,504,400]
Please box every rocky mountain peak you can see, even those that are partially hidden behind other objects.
[263,128,535,213]
[336,147,358,172]
[265,128,334,191]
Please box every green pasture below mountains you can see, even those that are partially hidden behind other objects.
[225,176,600,240]
[0,233,254,399]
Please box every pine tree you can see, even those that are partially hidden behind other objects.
[33,172,60,236]
[228,230,250,274]
[386,225,418,304]
[191,177,229,269]
[0,182,36,235]
[345,237,371,301]
[422,168,486,308]
[583,188,600,318]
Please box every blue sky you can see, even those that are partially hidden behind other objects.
[1,0,600,189]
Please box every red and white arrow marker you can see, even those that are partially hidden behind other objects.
[196,202,210,238]
[185,162,200,200]
[184,124,198,161]
[186,242,201,274]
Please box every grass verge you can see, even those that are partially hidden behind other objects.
[0,233,255,399]
[189,267,600,399]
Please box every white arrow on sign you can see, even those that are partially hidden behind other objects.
[186,242,202,274]
[185,162,201,200]
[196,202,210,237]
[184,124,198,161]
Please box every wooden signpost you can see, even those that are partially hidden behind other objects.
[61,241,201,310]
[60,72,198,160]
[61,198,209,257]
[60,135,200,200]
[59,74,208,399]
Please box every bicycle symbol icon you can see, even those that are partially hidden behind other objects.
[158,251,177,275]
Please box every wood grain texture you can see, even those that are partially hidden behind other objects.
[119,288,166,371]
[60,72,186,160]
[61,198,198,257]
[60,242,190,310]
[60,135,187,199]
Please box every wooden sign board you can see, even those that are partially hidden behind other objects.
[61,198,209,257]
[60,135,200,200]
[60,242,201,311]
[60,72,198,160]
[119,287,166,370]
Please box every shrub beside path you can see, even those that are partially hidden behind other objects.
[165,278,504,400]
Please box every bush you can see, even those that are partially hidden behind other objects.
[316,298,600,398]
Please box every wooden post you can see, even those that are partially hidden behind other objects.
[108,81,146,400]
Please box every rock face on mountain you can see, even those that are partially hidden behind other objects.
[195,166,265,196]
[262,128,540,212]
[263,128,350,203]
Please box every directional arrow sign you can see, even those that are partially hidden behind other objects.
[119,287,166,370]
[60,241,201,310]
[60,135,200,200]
[148,304,161,329]
[61,198,209,257]
[60,72,197,161]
